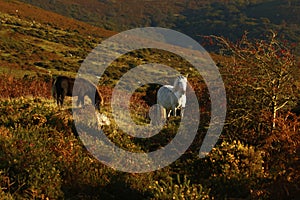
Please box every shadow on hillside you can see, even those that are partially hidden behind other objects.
[63,181,146,200]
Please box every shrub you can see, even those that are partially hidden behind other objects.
[0,74,51,99]
[203,140,265,199]
[262,113,300,199]
[0,98,119,198]
[149,174,211,200]
[0,126,64,199]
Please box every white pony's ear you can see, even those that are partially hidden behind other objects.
[185,74,189,79]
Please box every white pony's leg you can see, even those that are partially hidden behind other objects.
[180,94,186,117]
[173,108,177,117]
[181,107,185,117]
[167,109,173,118]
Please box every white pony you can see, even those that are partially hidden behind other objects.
[157,75,188,119]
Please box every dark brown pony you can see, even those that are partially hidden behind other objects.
[52,76,103,110]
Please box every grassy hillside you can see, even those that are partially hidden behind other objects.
[0,0,115,77]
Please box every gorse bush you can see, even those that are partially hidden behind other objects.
[0,127,63,199]
[207,140,265,179]
[149,174,211,200]
[0,98,162,199]
[201,140,265,199]
[0,98,69,199]
[0,98,112,199]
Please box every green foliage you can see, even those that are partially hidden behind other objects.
[149,174,211,200]
[0,99,65,198]
[0,127,63,199]
[0,98,107,199]
[202,140,265,199]
[207,140,265,178]
[0,98,168,199]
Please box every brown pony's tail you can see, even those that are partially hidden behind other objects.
[51,77,57,102]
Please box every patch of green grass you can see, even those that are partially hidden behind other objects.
[0,66,36,78]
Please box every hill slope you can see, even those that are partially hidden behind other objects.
[0,0,115,76]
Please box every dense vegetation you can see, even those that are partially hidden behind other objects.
[0,0,299,199]
[0,73,298,199]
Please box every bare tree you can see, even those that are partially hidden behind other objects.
[211,31,298,142]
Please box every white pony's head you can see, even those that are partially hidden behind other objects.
[173,75,188,94]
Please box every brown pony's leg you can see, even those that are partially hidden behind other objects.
[59,88,68,107]
[59,92,65,107]
[56,95,60,106]
[56,96,59,106]
[95,93,101,110]
[95,101,100,110]
[56,90,62,107]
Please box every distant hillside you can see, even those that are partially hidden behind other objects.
[0,0,299,78]
[17,0,300,54]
